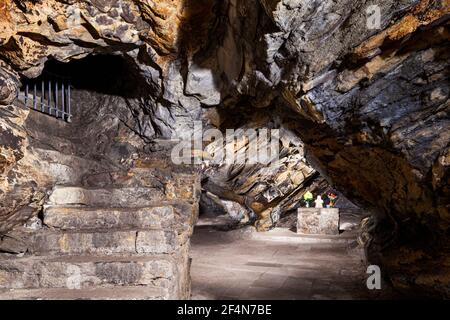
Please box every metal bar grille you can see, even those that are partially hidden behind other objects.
[16,77,72,122]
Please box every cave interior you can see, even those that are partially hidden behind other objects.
[0,0,448,300]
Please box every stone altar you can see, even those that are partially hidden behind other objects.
[297,208,340,235]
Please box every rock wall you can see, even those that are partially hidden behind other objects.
[276,2,450,296]
[200,108,320,231]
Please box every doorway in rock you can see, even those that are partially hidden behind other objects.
[189,117,399,300]
[22,54,149,184]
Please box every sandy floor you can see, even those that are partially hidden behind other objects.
[190,214,394,300]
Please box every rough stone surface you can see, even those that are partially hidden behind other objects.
[0,102,200,299]
[43,206,186,231]
[48,187,166,207]
[0,255,175,290]
[30,230,178,256]
[0,183,197,300]
[297,208,340,236]
[0,286,168,300]
[0,65,18,105]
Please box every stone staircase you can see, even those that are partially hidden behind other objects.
[0,95,200,300]
[0,177,200,299]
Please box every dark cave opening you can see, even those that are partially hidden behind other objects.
[39,54,148,99]
[18,54,152,187]
[17,53,153,128]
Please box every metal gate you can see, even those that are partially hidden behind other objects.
[16,76,72,122]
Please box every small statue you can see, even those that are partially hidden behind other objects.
[303,191,314,208]
[328,192,338,208]
[315,195,324,208]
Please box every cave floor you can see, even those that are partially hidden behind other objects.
[190,215,393,300]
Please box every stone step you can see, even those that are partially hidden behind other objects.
[31,148,108,186]
[297,208,340,235]
[26,105,74,131]
[29,229,186,256]
[48,186,167,207]
[30,133,78,156]
[43,205,191,232]
[0,254,176,291]
[0,286,169,300]
[251,228,357,244]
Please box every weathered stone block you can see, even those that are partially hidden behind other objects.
[48,186,166,207]
[30,229,182,255]
[44,206,175,231]
[43,204,196,236]
[297,208,340,235]
[0,255,175,291]
[136,230,178,254]
[31,231,137,255]
[0,69,18,105]
[0,286,169,300]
